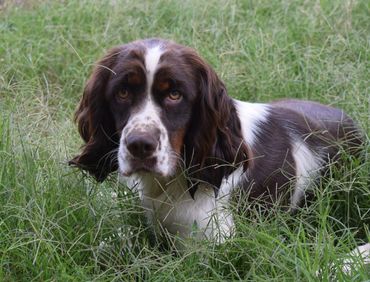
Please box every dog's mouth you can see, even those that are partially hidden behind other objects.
[120,156,161,176]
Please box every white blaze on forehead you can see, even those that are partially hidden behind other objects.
[118,44,176,178]
[137,44,164,122]
[132,44,164,122]
[144,45,164,91]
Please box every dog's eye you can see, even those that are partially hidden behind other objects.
[168,91,182,101]
[118,89,129,100]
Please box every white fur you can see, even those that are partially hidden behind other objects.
[290,139,322,208]
[145,45,163,89]
[118,45,177,177]
[341,243,370,274]
[316,243,370,277]
[234,100,270,146]
[122,167,245,243]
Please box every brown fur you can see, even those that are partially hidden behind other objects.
[69,47,122,181]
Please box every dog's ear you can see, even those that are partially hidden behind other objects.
[69,47,121,181]
[183,50,248,197]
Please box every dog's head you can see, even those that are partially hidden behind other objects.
[70,39,247,196]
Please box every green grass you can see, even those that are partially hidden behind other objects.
[0,0,369,280]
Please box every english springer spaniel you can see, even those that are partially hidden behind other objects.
[70,38,363,243]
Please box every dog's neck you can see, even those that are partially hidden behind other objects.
[122,168,239,242]
[122,170,188,200]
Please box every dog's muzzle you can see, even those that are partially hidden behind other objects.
[123,128,161,174]
[126,131,159,159]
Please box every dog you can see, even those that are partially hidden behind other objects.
[70,38,363,243]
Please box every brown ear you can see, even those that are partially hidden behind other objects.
[69,47,121,181]
[183,51,248,197]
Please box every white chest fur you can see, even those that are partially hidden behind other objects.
[122,168,243,242]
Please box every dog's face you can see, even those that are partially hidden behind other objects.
[70,38,247,194]
[109,41,198,177]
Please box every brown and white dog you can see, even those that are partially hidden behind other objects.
[70,38,363,242]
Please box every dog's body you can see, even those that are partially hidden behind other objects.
[70,38,362,242]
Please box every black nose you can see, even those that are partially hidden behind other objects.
[126,132,159,159]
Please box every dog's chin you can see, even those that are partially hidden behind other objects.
[119,162,173,179]
[120,169,172,181]
[119,154,179,180]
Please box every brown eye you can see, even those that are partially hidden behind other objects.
[118,89,129,100]
[168,91,182,101]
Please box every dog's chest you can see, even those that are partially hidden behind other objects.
[133,177,234,240]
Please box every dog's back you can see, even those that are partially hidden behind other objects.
[272,99,363,154]
[238,99,363,207]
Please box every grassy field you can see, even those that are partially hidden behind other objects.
[0,0,369,280]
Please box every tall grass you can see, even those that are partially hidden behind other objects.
[0,0,369,280]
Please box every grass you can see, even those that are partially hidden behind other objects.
[0,0,369,280]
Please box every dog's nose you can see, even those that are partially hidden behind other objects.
[126,132,159,159]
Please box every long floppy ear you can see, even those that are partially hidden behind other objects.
[69,47,121,181]
[183,51,248,197]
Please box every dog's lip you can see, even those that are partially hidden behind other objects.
[120,157,160,176]
[120,168,167,179]
[120,167,152,176]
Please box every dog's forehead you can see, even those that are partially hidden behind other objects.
[111,40,162,79]
[117,39,190,65]
[144,45,164,88]
[118,39,167,58]
[110,39,199,105]
[120,40,193,88]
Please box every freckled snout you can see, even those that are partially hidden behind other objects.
[126,130,160,159]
